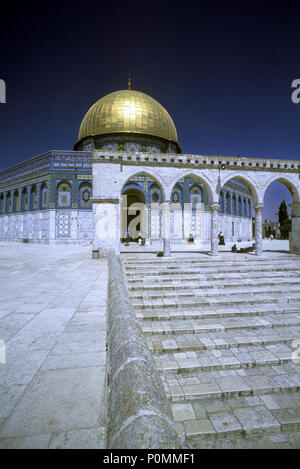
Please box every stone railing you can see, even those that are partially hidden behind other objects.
[106,251,182,448]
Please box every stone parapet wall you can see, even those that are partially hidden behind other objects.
[106,251,181,448]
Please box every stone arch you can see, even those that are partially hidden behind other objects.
[120,175,149,241]
[168,172,215,205]
[262,175,300,204]
[120,169,166,201]
[221,173,259,206]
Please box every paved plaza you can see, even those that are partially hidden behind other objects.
[0,243,108,449]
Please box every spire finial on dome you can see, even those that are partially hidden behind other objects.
[128,73,132,90]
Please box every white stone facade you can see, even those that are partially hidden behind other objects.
[91,151,300,256]
[0,210,93,243]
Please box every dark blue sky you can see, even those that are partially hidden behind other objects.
[0,0,299,220]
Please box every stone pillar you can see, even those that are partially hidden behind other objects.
[254,204,263,256]
[289,203,300,254]
[92,198,120,255]
[210,203,219,256]
[162,201,171,257]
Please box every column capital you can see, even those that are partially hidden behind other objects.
[210,203,220,212]
[254,203,264,212]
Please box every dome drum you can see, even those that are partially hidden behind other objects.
[75,131,180,154]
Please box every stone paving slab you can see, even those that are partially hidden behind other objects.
[0,243,108,449]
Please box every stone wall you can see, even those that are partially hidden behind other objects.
[0,210,93,243]
[106,251,182,448]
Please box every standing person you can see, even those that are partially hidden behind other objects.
[270,234,273,241]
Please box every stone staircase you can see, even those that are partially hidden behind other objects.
[122,253,300,449]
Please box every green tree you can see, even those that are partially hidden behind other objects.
[278,200,291,239]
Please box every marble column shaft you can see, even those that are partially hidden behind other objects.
[255,204,263,256]
[210,203,219,256]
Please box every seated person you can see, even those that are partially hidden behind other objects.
[187,233,194,244]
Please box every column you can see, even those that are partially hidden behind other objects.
[289,203,300,254]
[210,203,219,256]
[254,204,263,256]
[92,198,120,255]
[162,201,171,257]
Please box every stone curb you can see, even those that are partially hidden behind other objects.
[106,251,182,449]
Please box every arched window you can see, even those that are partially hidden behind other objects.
[79,182,92,208]
[232,194,236,215]
[243,198,247,217]
[238,196,242,216]
[150,184,162,204]
[57,181,72,208]
[6,192,11,212]
[226,192,231,214]
[248,199,251,218]
[171,185,183,207]
[41,182,48,208]
[31,185,38,210]
[190,185,203,207]
[13,190,19,212]
[219,191,224,212]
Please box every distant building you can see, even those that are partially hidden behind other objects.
[262,220,280,239]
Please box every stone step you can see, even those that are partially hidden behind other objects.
[140,314,300,335]
[132,294,300,310]
[126,271,300,284]
[136,305,300,322]
[124,257,300,266]
[153,343,295,374]
[129,284,300,300]
[125,261,300,273]
[163,369,300,402]
[171,392,300,444]
[145,326,299,353]
[187,429,300,449]
[127,277,300,291]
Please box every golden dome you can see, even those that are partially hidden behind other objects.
[77,89,178,144]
